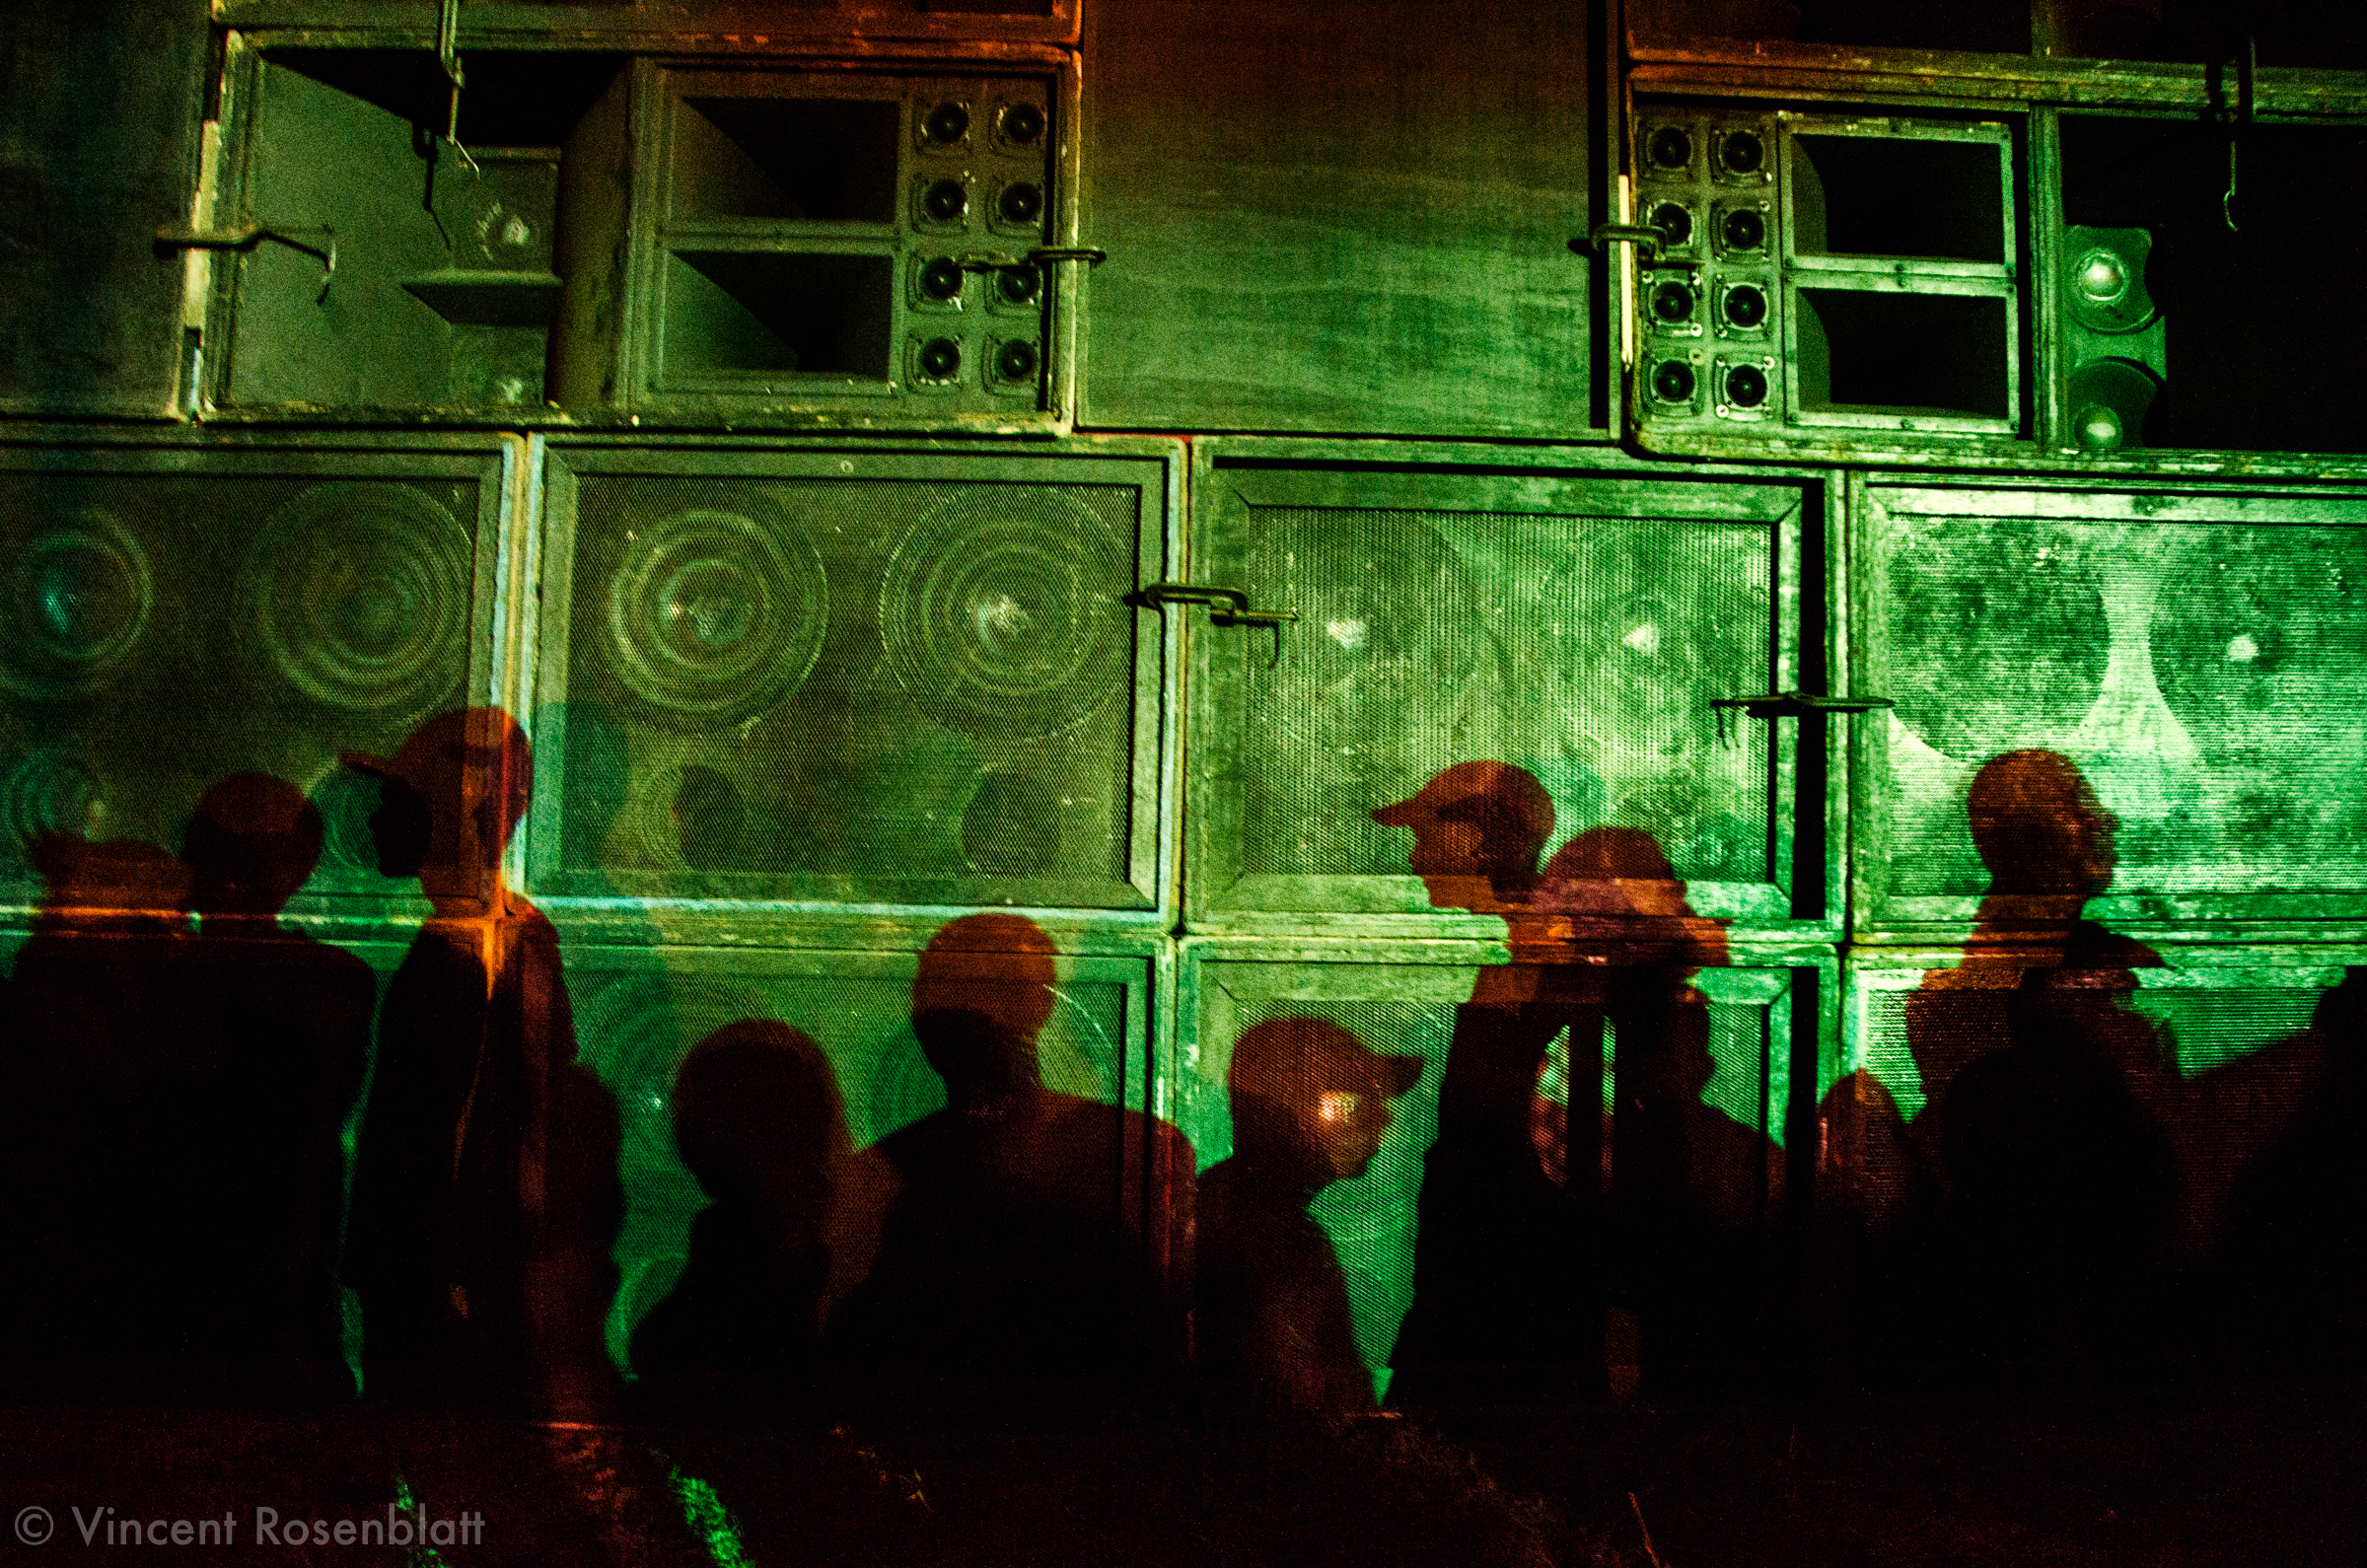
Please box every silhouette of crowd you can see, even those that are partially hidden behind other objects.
[0,726,2356,1429]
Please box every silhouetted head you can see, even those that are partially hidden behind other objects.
[343,708,533,889]
[1374,761,1554,906]
[1968,748,2116,896]
[1544,824,1676,881]
[910,913,1059,1103]
[1228,1016,1423,1185]
[671,1020,848,1213]
[182,772,323,919]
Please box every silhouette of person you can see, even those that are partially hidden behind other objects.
[1541,827,1766,1398]
[1378,763,1610,1413]
[174,771,374,1405]
[0,833,189,1401]
[826,912,1195,1420]
[1827,749,2179,1384]
[341,708,622,1417]
[1197,1017,1423,1422]
[631,1020,853,1421]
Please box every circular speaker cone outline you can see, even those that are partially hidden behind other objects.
[878,486,1130,741]
[919,337,963,379]
[1,507,155,702]
[1722,283,1767,329]
[1648,125,1692,171]
[2,747,103,860]
[1721,206,1765,251]
[995,339,1040,383]
[924,102,969,145]
[997,266,1040,306]
[1724,364,1769,407]
[1719,129,1764,175]
[920,257,965,301]
[997,180,1044,226]
[1648,202,1692,248]
[1651,281,1695,322]
[237,482,470,719]
[1651,360,1696,403]
[602,505,829,733]
[923,178,968,222]
[1000,102,1046,145]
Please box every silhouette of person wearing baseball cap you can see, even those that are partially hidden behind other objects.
[1197,1016,1423,1421]
[342,708,622,1417]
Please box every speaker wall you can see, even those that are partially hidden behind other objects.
[0,446,504,910]
[534,446,1169,910]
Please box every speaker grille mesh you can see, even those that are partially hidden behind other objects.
[0,469,480,897]
[1867,509,2367,904]
[1233,508,1773,885]
[556,473,1143,901]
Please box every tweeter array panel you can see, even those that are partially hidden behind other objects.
[1631,109,2022,449]
[1853,479,2367,940]
[0,435,511,917]
[1184,449,1823,939]
[528,440,1177,914]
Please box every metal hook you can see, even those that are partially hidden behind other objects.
[156,223,336,302]
[2224,32,2255,233]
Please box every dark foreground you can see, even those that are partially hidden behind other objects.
[3,1383,2360,1567]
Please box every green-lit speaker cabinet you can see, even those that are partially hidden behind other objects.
[1183,446,1833,941]
[525,439,1179,915]
[1081,0,1604,437]
[0,432,514,920]
[213,0,1080,46]
[1827,945,2360,1377]
[202,41,1079,429]
[1853,478,2367,942]
[1180,939,1828,1398]
[562,929,1164,1376]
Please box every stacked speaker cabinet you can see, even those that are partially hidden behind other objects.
[1851,477,2367,945]
[560,930,1164,1375]
[1828,944,2362,1381]
[0,432,514,920]
[1627,108,2024,455]
[200,37,1078,429]
[211,1,1081,45]
[1182,443,1834,943]
[524,439,1178,916]
[1180,939,1829,1399]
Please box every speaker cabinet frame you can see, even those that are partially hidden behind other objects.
[1182,440,1840,945]
[1850,472,2367,945]
[0,428,522,927]
[522,436,1182,924]
[559,926,1173,1377]
[212,2,1083,47]
[1179,934,1833,1399]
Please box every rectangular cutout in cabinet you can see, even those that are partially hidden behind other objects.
[660,252,895,383]
[1793,288,2013,423]
[671,98,901,224]
[1788,135,2005,263]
